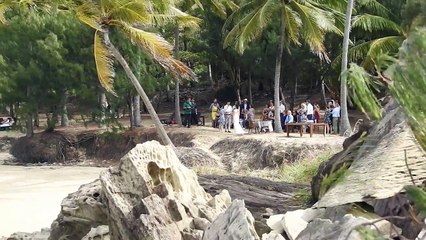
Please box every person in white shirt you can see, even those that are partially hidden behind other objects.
[224,102,233,133]
[306,99,314,121]
[332,102,341,134]
[279,100,286,128]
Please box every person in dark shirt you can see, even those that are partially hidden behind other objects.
[183,97,193,128]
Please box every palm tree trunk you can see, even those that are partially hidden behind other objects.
[340,0,355,136]
[133,95,142,127]
[99,92,108,128]
[60,90,69,127]
[208,63,214,88]
[273,17,285,133]
[103,32,175,148]
[26,86,33,137]
[248,71,253,104]
[174,26,182,126]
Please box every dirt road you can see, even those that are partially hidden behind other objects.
[0,165,103,237]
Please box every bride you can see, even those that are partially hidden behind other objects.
[233,105,245,135]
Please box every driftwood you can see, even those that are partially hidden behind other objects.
[198,175,308,219]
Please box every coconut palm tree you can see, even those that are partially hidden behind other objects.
[72,0,197,148]
[339,0,405,136]
[1,0,196,148]
[223,0,342,133]
[340,0,355,136]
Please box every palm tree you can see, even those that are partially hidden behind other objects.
[70,0,196,147]
[1,0,196,147]
[340,0,355,136]
[224,0,342,133]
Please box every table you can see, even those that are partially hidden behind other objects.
[286,122,327,137]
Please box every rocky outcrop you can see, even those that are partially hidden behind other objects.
[81,225,110,240]
[99,141,231,240]
[312,99,426,206]
[203,200,259,240]
[3,229,50,240]
[49,180,107,240]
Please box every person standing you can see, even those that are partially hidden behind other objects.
[314,104,320,123]
[183,97,193,128]
[332,102,341,134]
[233,105,245,135]
[240,98,249,128]
[224,102,233,133]
[279,100,286,128]
[191,99,198,126]
[306,99,314,121]
[209,99,220,128]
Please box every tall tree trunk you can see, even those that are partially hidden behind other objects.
[340,0,354,136]
[248,71,253,104]
[236,67,241,103]
[26,87,33,137]
[103,32,175,148]
[129,95,135,128]
[133,95,142,127]
[174,26,182,126]
[208,63,214,88]
[273,17,285,133]
[321,79,327,107]
[60,90,69,127]
[291,77,298,110]
[99,92,108,128]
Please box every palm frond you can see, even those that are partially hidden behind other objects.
[345,63,382,120]
[352,14,403,34]
[223,0,277,54]
[362,36,405,68]
[291,1,327,59]
[158,58,197,81]
[120,23,173,58]
[75,2,103,31]
[206,0,228,19]
[0,3,10,24]
[94,31,116,94]
[107,1,150,25]
[356,0,390,18]
[281,6,302,48]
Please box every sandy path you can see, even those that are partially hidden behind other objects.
[0,165,104,237]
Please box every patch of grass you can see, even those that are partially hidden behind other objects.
[278,151,335,184]
[192,166,229,176]
[293,188,313,205]
[319,163,351,198]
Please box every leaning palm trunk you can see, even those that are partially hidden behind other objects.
[103,32,175,148]
[340,0,355,136]
[273,18,285,133]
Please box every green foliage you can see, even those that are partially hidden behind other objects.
[404,185,426,218]
[345,63,382,120]
[357,227,387,240]
[319,162,351,198]
[293,188,312,205]
[390,28,426,150]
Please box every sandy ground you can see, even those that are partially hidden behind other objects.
[0,165,104,237]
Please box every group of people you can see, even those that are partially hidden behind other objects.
[209,98,254,134]
[208,98,342,135]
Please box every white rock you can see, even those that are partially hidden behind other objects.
[82,225,110,240]
[203,200,260,240]
[100,141,231,240]
[261,232,285,240]
[280,208,324,240]
[266,214,285,233]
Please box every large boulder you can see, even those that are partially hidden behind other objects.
[49,180,107,240]
[202,200,259,240]
[312,99,426,206]
[100,141,231,240]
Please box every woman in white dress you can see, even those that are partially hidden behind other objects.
[233,105,245,135]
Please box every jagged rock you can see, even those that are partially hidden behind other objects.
[203,200,260,240]
[49,180,107,240]
[100,141,231,240]
[296,214,401,240]
[261,232,285,240]
[281,209,323,240]
[81,225,110,240]
[313,99,426,207]
[5,228,50,240]
[266,214,285,233]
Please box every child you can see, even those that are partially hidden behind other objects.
[218,107,226,132]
